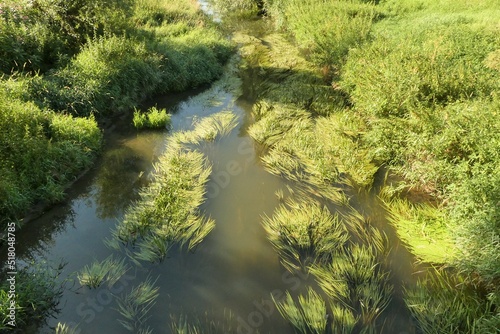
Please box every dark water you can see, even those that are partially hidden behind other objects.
[1,3,422,334]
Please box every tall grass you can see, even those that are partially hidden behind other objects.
[267,0,379,69]
[116,277,159,332]
[133,106,171,130]
[262,198,349,272]
[77,255,129,288]
[273,288,327,334]
[403,267,498,334]
[0,262,64,331]
[0,84,102,227]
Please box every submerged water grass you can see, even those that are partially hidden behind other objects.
[262,198,349,272]
[404,266,498,333]
[116,277,159,332]
[171,111,238,146]
[77,255,129,288]
[273,288,327,334]
[111,110,238,263]
[113,148,213,262]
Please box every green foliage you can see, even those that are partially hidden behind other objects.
[262,198,349,271]
[381,194,456,263]
[0,0,233,225]
[404,267,496,334]
[77,255,129,288]
[116,277,159,332]
[0,263,64,331]
[0,84,101,226]
[273,288,327,334]
[264,0,379,69]
[0,0,134,73]
[133,106,171,129]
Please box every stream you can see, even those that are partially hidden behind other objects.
[2,2,422,333]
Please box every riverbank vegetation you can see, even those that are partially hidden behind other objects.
[0,0,233,228]
[221,0,499,331]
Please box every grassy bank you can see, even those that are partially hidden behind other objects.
[0,0,233,228]
[220,0,500,331]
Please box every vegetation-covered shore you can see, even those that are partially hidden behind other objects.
[0,0,233,228]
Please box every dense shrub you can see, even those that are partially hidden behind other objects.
[0,84,101,226]
[0,0,134,73]
[264,0,379,69]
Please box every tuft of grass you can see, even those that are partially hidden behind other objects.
[116,277,159,332]
[171,111,238,145]
[133,106,171,130]
[77,255,129,288]
[310,245,393,331]
[403,266,495,334]
[380,192,456,263]
[55,323,79,334]
[112,125,216,262]
[262,198,349,272]
[170,310,236,334]
[273,288,327,334]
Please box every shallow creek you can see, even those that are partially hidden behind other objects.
[4,3,423,333]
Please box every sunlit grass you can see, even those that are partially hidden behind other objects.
[170,310,236,334]
[379,191,456,263]
[113,147,214,262]
[273,288,327,334]
[262,198,349,272]
[116,277,159,332]
[171,110,238,146]
[133,106,171,130]
[403,266,494,334]
[310,245,393,331]
[56,323,79,334]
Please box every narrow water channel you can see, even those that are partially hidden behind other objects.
[2,3,424,334]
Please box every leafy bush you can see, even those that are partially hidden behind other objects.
[133,106,171,129]
[264,0,379,69]
[0,84,101,226]
[341,24,500,118]
[0,0,134,73]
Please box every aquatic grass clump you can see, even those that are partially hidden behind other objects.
[380,193,455,263]
[113,148,214,262]
[116,277,159,332]
[77,255,129,288]
[171,111,238,146]
[403,267,491,334]
[133,106,171,129]
[310,245,393,331]
[273,288,327,334]
[262,198,349,272]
